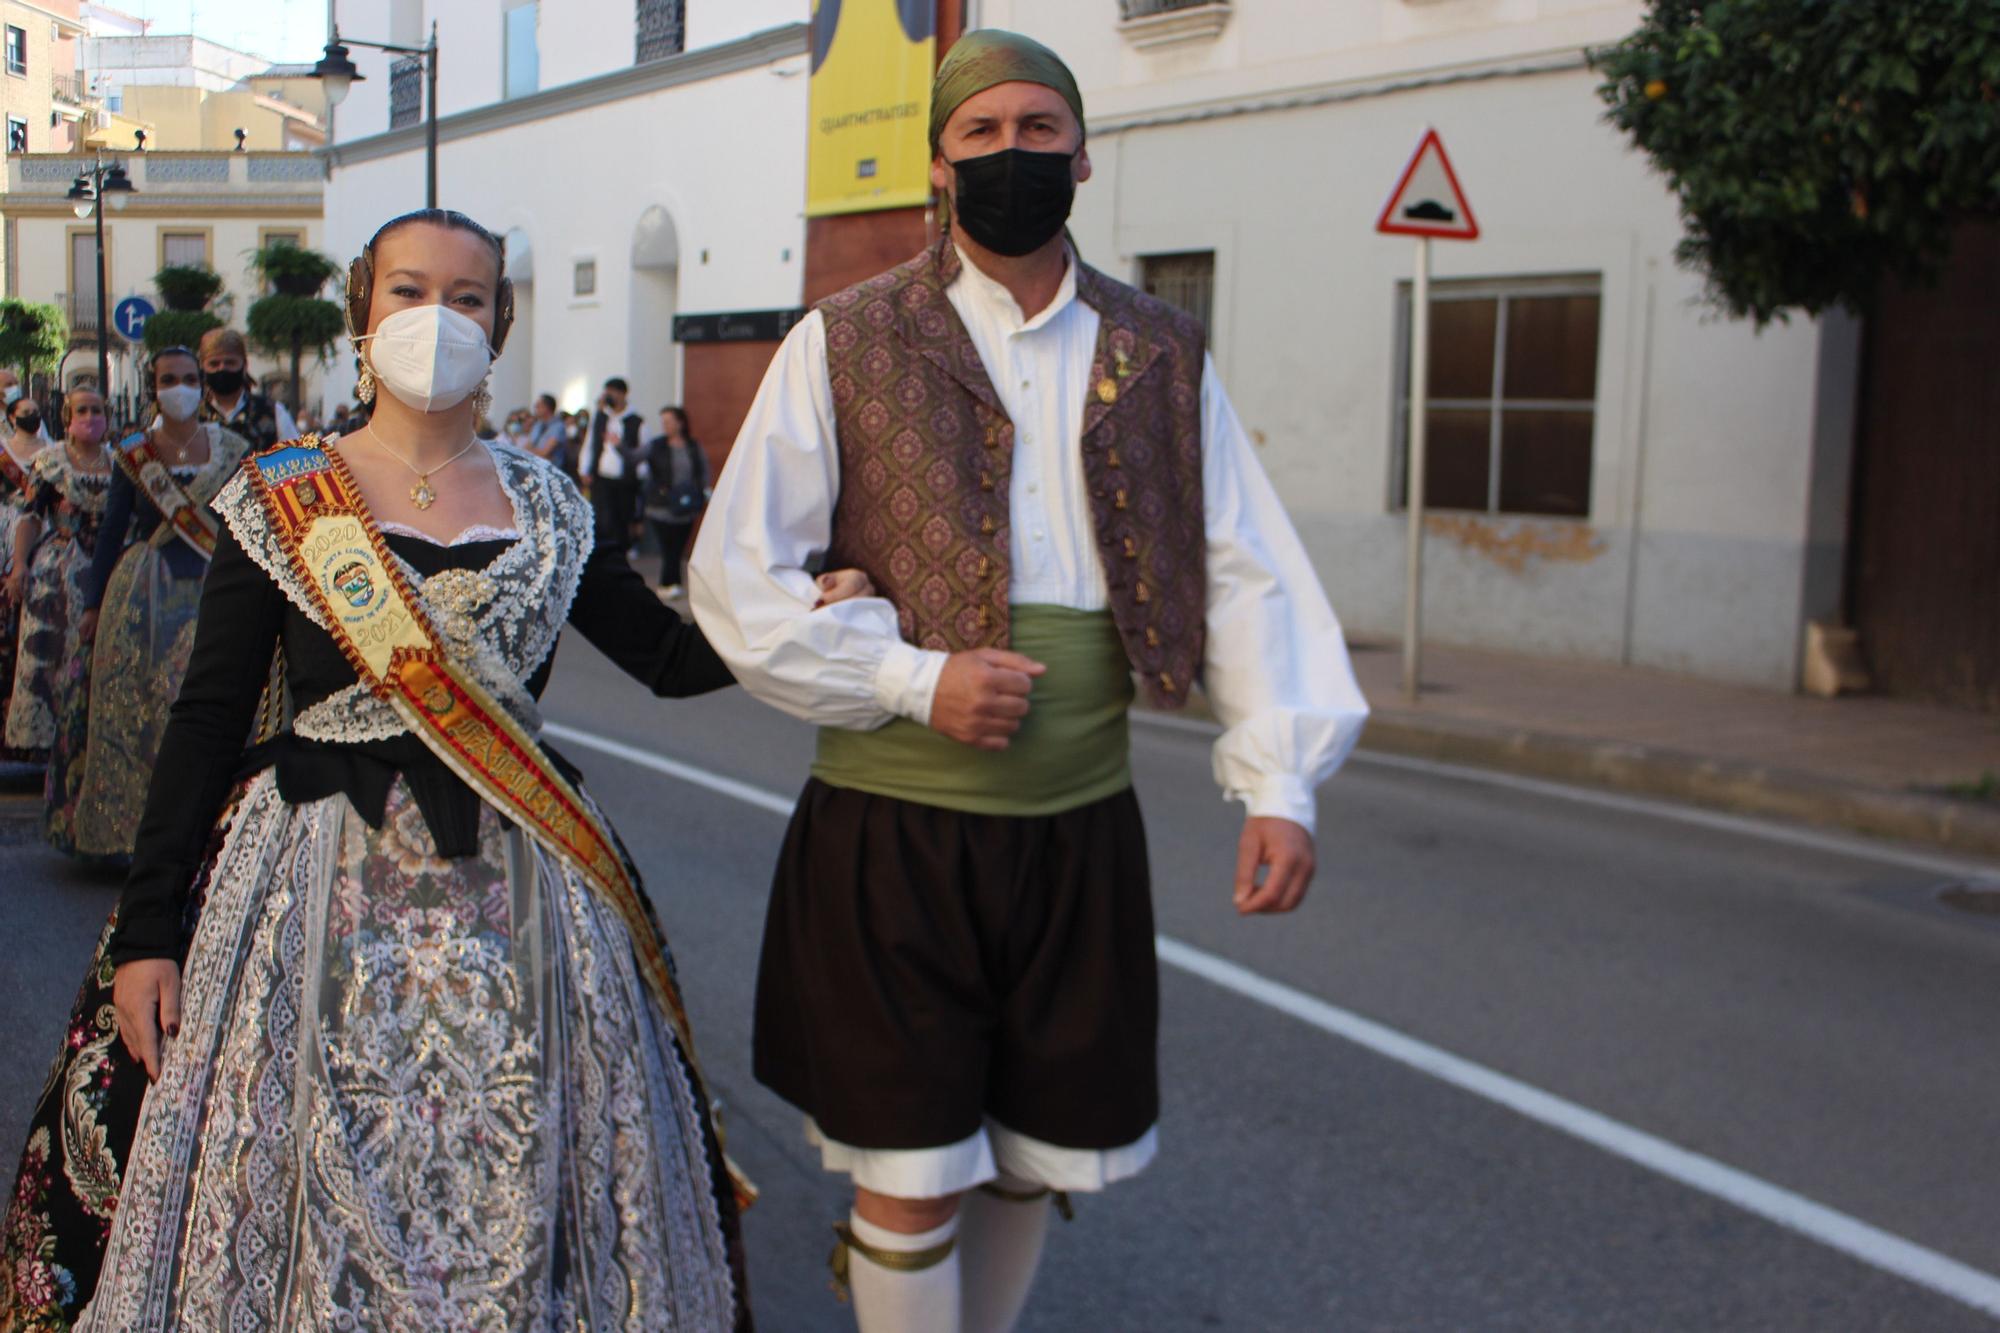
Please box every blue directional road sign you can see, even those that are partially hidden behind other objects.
[113,296,156,343]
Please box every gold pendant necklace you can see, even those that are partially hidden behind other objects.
[368,432,480,510]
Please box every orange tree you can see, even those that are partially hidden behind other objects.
[1595,1,2000,324]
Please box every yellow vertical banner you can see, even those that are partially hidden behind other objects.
[806,0,937,217]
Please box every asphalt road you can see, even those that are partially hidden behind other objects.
[4,623,1999,1331]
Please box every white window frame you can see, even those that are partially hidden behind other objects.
[4,26,26,78]
[1390,273,1602,519]
[5,115,27,153]
[502,0,539,100]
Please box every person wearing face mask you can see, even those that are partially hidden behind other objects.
[691,30,1368,1333]
[195,326,295,451]
[0,391,51,761]
[69,348,252,860]
[5,387,116,846]
[583,376,646,548]
[0,206,879,1333]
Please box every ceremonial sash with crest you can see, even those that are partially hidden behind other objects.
[115,432,220,558]
[244,437,752,1206]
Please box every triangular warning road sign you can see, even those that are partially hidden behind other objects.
[1376,129,1479,240]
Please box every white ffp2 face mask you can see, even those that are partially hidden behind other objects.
[157,384,203,422]
[357,303,494,413]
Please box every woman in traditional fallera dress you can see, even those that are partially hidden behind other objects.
[0,391,50,762]
[70,350,250,859]
[5,390,115,848]
[1,209,876,1332]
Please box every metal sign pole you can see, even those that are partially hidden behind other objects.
[1402,234,1431,701]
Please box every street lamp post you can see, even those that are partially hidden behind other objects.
[64,159,137,405]
[312,22,441,209]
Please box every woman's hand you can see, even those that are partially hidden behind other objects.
[79,608,99,643]
[0,568,22,605]
[813,569,876,609]
[112,958,182,1081]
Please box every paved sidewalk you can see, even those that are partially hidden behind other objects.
[1339,638,2000,860]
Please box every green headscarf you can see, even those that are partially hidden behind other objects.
[928,29,1085,155]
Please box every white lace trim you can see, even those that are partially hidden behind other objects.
[217,443,590,746]
[377,520,523,546]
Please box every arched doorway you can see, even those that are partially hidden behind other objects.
[489,226,535,425]
[628,205,680,413]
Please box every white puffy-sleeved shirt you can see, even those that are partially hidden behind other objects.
[689,247,1368,833]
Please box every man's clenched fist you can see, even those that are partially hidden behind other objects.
[928,648,1046,751]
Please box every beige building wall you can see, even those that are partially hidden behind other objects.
[111,84,323,151]
[2,151,324,408]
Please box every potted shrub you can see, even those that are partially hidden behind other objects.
[145,263,224,353]
[153,264,224,311]
[246,244,346,413]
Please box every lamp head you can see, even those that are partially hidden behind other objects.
[313,40,364,107]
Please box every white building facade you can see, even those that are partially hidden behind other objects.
[320,0,810,430]
[977,0,1859,692]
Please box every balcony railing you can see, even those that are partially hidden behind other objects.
[1118,0,1222,17]
[51,71,89,106]
[56,292,102,337]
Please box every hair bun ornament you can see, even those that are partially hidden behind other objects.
[345,253,373,343]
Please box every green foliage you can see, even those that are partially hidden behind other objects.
[153,263,225,312]
[249,242,342,298]
[1594,0,2000,324]
[142,308,223,353]
[0,300,69,376]
[245,293,346,359]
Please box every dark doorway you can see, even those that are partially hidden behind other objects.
[1849,220,2000,711]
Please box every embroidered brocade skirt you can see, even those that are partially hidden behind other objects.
[70,544,201,860]
[5,533,96,850]
[69,772,742,1331]
[0,502,40,763]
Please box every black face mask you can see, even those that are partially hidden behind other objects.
[207,368,246,397]
[950,148,1077,258]
[12,413,39,435]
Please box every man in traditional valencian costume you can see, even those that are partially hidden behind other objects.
[691,30,1369,1333]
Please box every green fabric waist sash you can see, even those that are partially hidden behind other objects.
[812,604,1135,816]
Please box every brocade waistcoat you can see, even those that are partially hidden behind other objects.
[818,241,1207,710]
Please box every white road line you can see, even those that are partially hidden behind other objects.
[1154,937,2000,1320]
[547,718,2000,1321]
[544,723,798,817]
[1129,710,2000,880]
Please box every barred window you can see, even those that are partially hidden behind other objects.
[1119,0,1220,15]
[1139,251,1215,341]
[389,55,423,129]
[1394,276,1601,519]
[635,0,685,64]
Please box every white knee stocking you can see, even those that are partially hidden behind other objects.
[958,1176,1056,1333]
[840,1211,961,1333]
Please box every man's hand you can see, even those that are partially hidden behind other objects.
[112,958,181,1081]
[1233,817,1316,915]
[928,648,1046,751]
[0,568,22,605]
[78,608,98,643]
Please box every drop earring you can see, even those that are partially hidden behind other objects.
[472,374,493,420]
[356,364,377,406]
